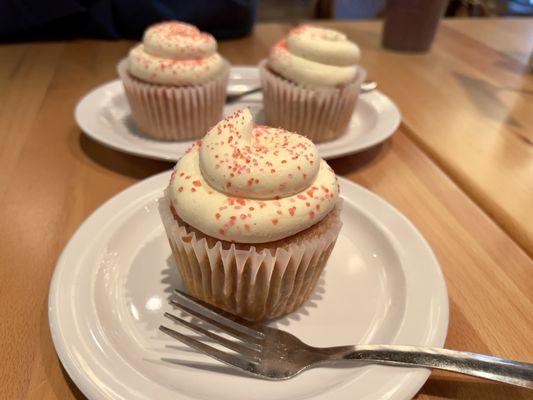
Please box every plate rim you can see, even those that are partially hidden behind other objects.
[49,172,448,400]
[74,66,401,162]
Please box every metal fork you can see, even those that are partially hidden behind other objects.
[160,290,533,388]
[226,81,378,103]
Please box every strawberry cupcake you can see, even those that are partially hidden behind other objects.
[118,21,230,141]
[159,108,342,321]
[260,24,365,142]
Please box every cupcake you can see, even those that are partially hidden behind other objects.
[117,21,230,141]
[260,25,365,142]
[159,108,342,321]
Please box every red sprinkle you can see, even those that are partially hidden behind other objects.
[288,207,296,216]
[272,219,278,225]
[193,180,202,187]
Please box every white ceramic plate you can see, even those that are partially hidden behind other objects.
[75,66,400,161]
[49,172,448,400]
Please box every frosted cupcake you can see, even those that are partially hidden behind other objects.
[260,25,365,142]
[118,21,230,141]
[159,108,342,321]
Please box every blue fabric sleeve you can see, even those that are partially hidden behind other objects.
[0,0,258,40]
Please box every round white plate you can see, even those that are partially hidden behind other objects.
[49,172,448,400]
[75,66,400,161]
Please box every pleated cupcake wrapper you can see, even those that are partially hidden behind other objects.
[158,194,342,321]
[117,59,229,141]
[259,60,366,143]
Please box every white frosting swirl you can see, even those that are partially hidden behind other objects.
[269,25,360,88]
[128,21,226,85]
[168,109,339,243]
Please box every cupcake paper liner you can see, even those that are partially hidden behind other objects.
[158,193,342,321]
[259,60,366,143]
[117,59,229,141]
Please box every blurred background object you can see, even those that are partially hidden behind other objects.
[258,0,320,21]
[258,0,533,20]
[1,0,532,41]
[382,0,449,52]
[446,0,533,16]
[0,0,258,41]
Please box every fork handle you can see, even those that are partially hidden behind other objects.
[320,345,533,389]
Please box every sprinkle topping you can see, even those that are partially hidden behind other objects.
[128,21,226,85]
[199,108,320,199]
[168,108,339,243]
[269,24,360,88]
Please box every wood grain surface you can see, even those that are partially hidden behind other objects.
[0,21,532,400]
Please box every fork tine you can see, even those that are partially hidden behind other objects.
[169,299,263,344]
[164,312,261,358]
[159,325,260,376]
[174,289,265,338]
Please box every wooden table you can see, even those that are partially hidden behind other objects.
[1,20,532,400]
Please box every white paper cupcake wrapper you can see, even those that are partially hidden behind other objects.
[259,60,366,143]
[117,59,229,141]
[158,193,342,321]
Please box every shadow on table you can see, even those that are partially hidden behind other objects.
[452,72,524,128]
[78,131,171,180]
[59,365,88,400]
[492,50,533,77]
[417,376,531,399]
[327,141,390,176]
